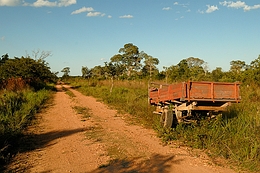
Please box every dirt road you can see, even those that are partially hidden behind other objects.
[6,85,237,173]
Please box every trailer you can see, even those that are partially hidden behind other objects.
[149,81,241,127]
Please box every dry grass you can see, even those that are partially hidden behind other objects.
[68,78,260,172]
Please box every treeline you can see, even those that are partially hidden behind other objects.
[0,52,57,168]
[62,43,260,85]
[0,53,58,90]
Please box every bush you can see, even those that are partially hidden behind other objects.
[68,78,260,172]
[0,89,51,164]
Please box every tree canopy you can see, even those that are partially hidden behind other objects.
[0,54,57,90]
[77,43,259,85]
[60,42,260,86]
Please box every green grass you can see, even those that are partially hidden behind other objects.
[69,79,158,128]
[0,88,52,164]
[73,106,92,119]
[158,84,260,172]
[62,86,76,97]
[68,78,260,172]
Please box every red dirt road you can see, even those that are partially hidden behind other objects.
[6,85,238,173]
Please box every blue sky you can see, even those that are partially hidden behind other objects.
[1,0,260,76]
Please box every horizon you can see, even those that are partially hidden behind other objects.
[1,0,259,76]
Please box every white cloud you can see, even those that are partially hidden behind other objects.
[162,7,171,11]
[244,4,260,11]
[71,6,107,17]
[198,9,204,14]
[107,15,112,18]
[1,36,5,41]
[198,5,218,14]
[220,1,260,11]
[71,6,94,14]
[220,1,245,8]
[219,1,228,6]
[0,0,21,6]
[206,5,219,13]
[58,0,76,7]
[24,0,76,7]
[31,0,57,7]
[173,2,189,8]
[119,15,133,18]
[71,6,106,17]
[87,11,105,17]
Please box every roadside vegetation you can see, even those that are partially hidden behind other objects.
[61,43,260,172]
[158,84,260,172]
[0,52,57,168]
[67,78,260,172]
[2,43,260,172]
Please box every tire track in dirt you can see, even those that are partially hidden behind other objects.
[6,85,237,173]
[6,85,110,173]
[65,85,237,173]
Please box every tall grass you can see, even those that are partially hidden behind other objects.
[158,84,260,171]
[68,78,260,172]
[0,89,51,163]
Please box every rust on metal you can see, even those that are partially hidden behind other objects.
[149,81,241,105]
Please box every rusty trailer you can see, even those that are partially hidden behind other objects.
[149,81,241,127]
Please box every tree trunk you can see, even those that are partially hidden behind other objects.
[110,77,114,94]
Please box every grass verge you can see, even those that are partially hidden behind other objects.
[68,78,260,172]
[0,88,52,167]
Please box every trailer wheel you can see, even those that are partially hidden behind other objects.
[160,107,173,128]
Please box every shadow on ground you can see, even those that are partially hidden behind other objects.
[2,128,85,172]
[88,154,183,173]
[21,128,86,152]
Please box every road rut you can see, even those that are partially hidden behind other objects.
[6,85,237,173]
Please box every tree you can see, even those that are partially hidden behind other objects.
[186,57,207,81]
[163,66,169,83]
[61,67,70,77]
[167,65,179,82]
[228,60,246,81]
[110,54,126,79]
[140,52,159,80]
[91,65,105,79]
[211,67,224,82]
[177,59,190,81]
[0,56,54,80]
[230,60,246,74]
[116,43,143,78]
[110,54,123,66]
[104,62,118,93]
[81,66,91,78]
[165,57,208,82]
[25,49,52,67]
[246,55,260,84]
[0,53,9,65]
[0,55,57,89]
[186,57,205,68]
[250,55,260,69]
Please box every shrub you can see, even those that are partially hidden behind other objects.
[0,89,51,164]
[68,78,260,172]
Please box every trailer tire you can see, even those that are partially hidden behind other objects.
[160,108,173,128]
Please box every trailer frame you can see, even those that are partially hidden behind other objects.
[149,81,241,127]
